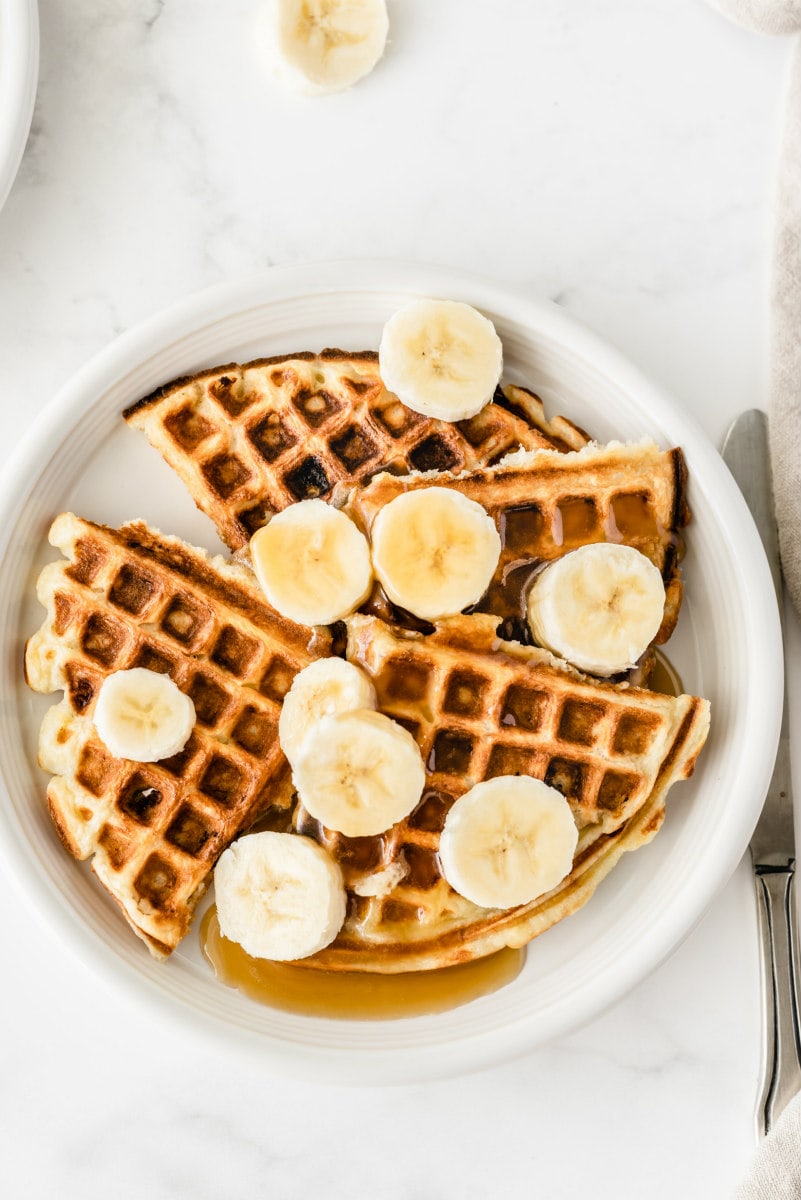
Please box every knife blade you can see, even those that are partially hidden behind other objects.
[722,408,801,1135]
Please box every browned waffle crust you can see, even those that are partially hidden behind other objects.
[292,615,709,972]
[345,439,689,644]
[25,513,331,957]
[123,351,588,551]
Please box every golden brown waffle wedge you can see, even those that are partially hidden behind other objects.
[292,614,709,972]
[123,352,588,552]
[25,513,331,958]
[345,439,689,646]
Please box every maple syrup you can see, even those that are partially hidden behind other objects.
[648,648,683,697]
[201,907,524,1020]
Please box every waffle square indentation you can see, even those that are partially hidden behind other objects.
[188,672,231,726]
[381,656,431,702]
[231,705,276,757]
[292,386,341,428]
[118,773,163,825]
[487,744,540,778]
[164,404,215,450]
[81,612,128,667]
[555,497,599,542]
[558,700,606,747]
[456,409,498,447]
[66,537,107,586]
[408,789,454,832]
[76,744,114,796]
[202,452,252,499]
[429,730,475,775]
[330,425,379,472]
[208,374,254,417]
[259,656,296,702]
[159,733,201,777]
[597,769,639,815]
[401,844,440,890]
[408,435,459,474]
[199,755,244,807]
[443,669,488,718]
[133,642,180,676]
[248,413,298,463]
[211,625,259,677]
[501,505,544,553]
[331,833,384,873]
[65,664,96,713]
[97,823,131,869]
[611,491,658,538]
[161,594,211,646]
[134,853,178,909]
[165,804,213,856]
[108,564,159,616]
[375,399,422,438]
[544,756,587,802]
[612,711,660,756]
[284,456,331,501]
[501,683,549,731]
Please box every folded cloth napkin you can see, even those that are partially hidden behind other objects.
[733,1090,801,1198]
[707,0,801,619]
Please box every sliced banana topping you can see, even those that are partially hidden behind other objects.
[292,708,426,837]
[214,831,347,961]
[527,543,666,677]
[262,0,389,96]
[438,777,579,910]
[378,299,503,422]
[93,668,195,763]
[250,498,373,627]
[370,486,501,621]
[279,657,377,767]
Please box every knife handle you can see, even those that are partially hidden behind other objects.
[754,863,801,1134]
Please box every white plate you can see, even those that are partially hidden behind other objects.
[0,0,38,214]
[0,261,782,1083]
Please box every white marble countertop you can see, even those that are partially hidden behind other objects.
[0,1,798,1196]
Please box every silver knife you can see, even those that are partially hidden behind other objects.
[722,408,801,1136]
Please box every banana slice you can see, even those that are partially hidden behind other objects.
[438,777,579,910]
[93,668,195,763]
[262,0,389,96]
[279,657,377,767]
[370,486,501,621]
[214,831,346,961]
[378,299,503,422]
[292,708,425,837]
[250,499,373,627]
[527,543,666,676]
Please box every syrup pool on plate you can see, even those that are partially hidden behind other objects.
[201,907,525,1020]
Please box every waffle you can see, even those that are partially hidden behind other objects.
[123,351,588,552]
[291,614,709,972]
[345,439,689,646]
[24,513,331,957]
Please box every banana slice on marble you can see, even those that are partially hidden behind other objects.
[292,708,426,837]
[438,776,578,910]
[214,831,346,961]
[93,668,195,763]
[527,542,666,676]
[378,299,503,421]
[370,486,501,621]
[278,657,377,767]
[250,498,373,627]
[262,0,389,96]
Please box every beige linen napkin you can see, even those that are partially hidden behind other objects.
[708,0,801,618]
[734,1091,801,1198]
